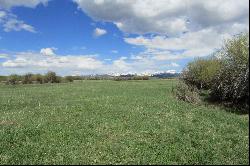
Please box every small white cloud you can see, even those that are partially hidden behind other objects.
[170,62,180,67]
[40,47,57,56]
[93,28,107,37]
[72,46,86,50]
[0,53,8,59]
[0,11,7,19]
[111,50,118,54]
[104,58,112,61]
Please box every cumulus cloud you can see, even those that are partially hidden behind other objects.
[73,0,249,65]
[93,28,107,37]
[40,47,57,56]
[0,0,50,9]
[1,51,104,75]
[0,50,181,75]
[74,0,249,35]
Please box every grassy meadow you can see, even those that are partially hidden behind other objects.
[0,80,249,165]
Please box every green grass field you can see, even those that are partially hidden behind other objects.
[0,80,249,165]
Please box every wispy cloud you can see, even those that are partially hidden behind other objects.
[0,10,36,33]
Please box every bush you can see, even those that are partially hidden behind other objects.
[114,76,150,81]
[22,73,33,84]
[44,71,61,83]
[33,74,44,84]
[6,74,19,85]
[114,77,124,81]
[0,76,7,82]
[132,76,149,80]
[65,76,74,82]
[211,33,249,108]
[179,33,249,111]
[182,57,222,89]
[173,81,201,104]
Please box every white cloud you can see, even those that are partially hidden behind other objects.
[111,50,118,54]
[0,10,36,32]
[40,47,57,56]
[125,25,249,60]
[93,28,107,37]
[0,10,6,19]
[0,53,8,59]
[1,51,104,75]
[0,49,181,75]
[0,0,49,32]
[0,0,50,9]
[3,18,36,32]
[74,0,249,35]
[73,0,249,66]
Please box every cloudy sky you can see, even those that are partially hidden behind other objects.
[0,0,249,76]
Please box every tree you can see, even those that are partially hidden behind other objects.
[6,74,19,85]
[44,71,61,83]
[22,73,33,84]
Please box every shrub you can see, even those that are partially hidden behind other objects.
[132,76,150,80]
[6,74,19,85]
[22,73,33,84]
[114,77,124,81]
[142,76,149,80]
[211,33,249,108]
[33,74,44,84]
[44,71,61,83]
[0,76,7,82]
[173,81,201,104]
[182,57,222,89]
[65,76,74,82]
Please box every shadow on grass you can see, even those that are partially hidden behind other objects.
[200,91,249,115]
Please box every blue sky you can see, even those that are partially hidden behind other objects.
[0,0,249,76]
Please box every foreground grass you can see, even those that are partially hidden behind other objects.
[0,80,248,165]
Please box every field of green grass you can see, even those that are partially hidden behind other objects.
[0,80,249,165]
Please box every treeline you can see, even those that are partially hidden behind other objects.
[1,72,73,85]
[114,75,149,81]
[174,33,249,112]
[0,72,152,85]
